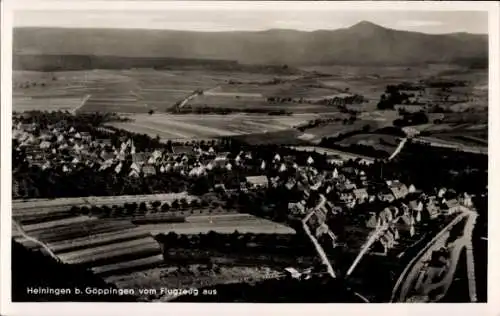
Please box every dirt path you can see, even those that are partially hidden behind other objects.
[12,220,60,262]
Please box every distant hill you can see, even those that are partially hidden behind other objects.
[13,21,488,70]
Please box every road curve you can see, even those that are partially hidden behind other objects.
[391,209,475,302]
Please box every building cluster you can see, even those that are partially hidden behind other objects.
[278,162,474,256]
[13,119,475,249]
[13,121,246,178]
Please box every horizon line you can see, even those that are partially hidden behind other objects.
[13,22,489,36]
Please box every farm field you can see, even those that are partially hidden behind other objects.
[13,64,487,116]
[141,213,296,235]
[106,113,320,140]
[13,192,194,211]
[289,145,376,163]
[12,192,295,290]
[337,133,400,154]
[13,96,88,112]
[13,69,325,113]
[411,122,488,150]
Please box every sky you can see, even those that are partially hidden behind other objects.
[14,9,488,34]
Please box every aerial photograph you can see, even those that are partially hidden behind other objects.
[9,6,488,303]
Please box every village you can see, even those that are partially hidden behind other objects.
[10,110,480,301]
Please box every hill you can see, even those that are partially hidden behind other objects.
[13,21,488,70]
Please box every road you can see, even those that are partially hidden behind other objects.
[345,223,388,277]
[391,208,477,302]
[301,194,337,278]
[387,138,407,161]
[71,94,91,114]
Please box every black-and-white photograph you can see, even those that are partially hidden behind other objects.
[2,1,496,309]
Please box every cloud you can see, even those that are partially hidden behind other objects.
[395,20,444,28]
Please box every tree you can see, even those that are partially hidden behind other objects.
[69,206,80,216]
[180,198,189,209]
[80,206,90,216]
[190,199,201,208]
[152,201,161,208]
[160,203,170,213]
[171,199,180,209]
[139,202,148,214]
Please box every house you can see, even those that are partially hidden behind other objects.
[73,143,85,152]
[260,160,267,170]
[425,198,440,219]
[40,131,52,141]
[284,267,302,279]
[437,188,447,198]
[97,139,112,147]
[215,152,230,160]
[95,127,116,135]
[114,162,123,174]
[408,184,417,193]
[132,153,148,165]
[408,199,423,219]
[245,176,269,189]
[99,159,114,171]
[288,201,306,215]
[366,212,379,229]
[80,132,92,141]
[129,168,140,178]
[188,166,206,177]
[378,192,395,203]
[100,151,115,162]
[339,192,356,208]
[283,155,295,164]
[315,222,329,238]
[130,162,141,173]
[285,179,297,190]
[212,157,228,169]
[444,199,461,214]
[332,168,339,179]
[150,149,163,161]
[278,163,287,172]
[394,104,427,113]
[142,165,157,177]
[459,193,474,208]
[388,181,409,200]
[39,141,51,149]
[214,183,226,192]
[147,156,156,165]
[352,188,369,203]
[378,208,393,225]
[372,234,393,256]
[345,182,357,191]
